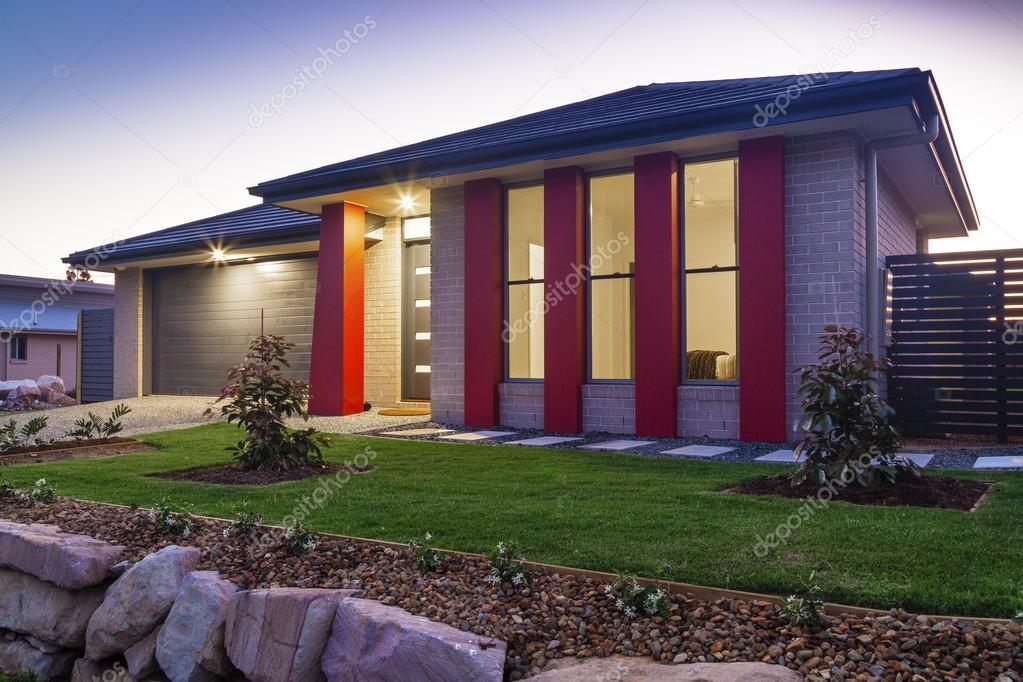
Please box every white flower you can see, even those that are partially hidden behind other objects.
[615,598,625,610]
[511,573,523,586]
[35,479,46,486]
[424,532,432,541]
[222,528,230,538]
[603,584,613,595]
[623,606,636,619]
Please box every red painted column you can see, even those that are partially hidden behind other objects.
[738,136,786,441]
[309,201,365,416]
[464,178,504,427]
[634,152,680,437]
[543,166,585,433]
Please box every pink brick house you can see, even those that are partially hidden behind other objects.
[0,275,114,392]
[66,69,977,441]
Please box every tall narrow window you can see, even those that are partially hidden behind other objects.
[684,158,738,381]
[589,172,635,380]
[9,335,27,361]
[506,184,544,379]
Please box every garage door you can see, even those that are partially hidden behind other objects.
[151,257,317,396]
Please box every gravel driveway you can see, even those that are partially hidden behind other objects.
[2,396,428,439]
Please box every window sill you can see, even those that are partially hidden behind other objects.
[8,360,27,365]
[681,380,739,386]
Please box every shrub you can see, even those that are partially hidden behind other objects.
[781,571,826,630]
[0,416,49,453]
[149,499,193,537]
[603,575,670,619]
[485,541,531,586]
[408,532,442,573]
[28,478,56,504]
[283,523,317,555]
[224,507,263,539]
[67,404,131,440]
[207,335,329,471]
[0,479,16,499]
[793,325,910,487]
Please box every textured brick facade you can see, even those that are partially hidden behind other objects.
[429,186,466,425]
[581,383,635,434]
[499,382,543,429]
[677,385,740,439]
[4,333,78,391]
[364,217,402,407]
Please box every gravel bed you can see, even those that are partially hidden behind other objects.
[1,496,1019,680]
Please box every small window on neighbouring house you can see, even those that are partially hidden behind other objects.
[684,158,738,382]
[506,184,545,380]
[10,335,27,361]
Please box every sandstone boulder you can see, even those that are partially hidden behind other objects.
[156,571,237,681]
[125,625,161,679]
[70,657,136,682]
[0,520,124,590]
[0,634,77,681]
[48,392,76,407]
[321,597,506,681]
[13,384,41,400]
[36,375,66,394]
[529,658,803,681]
[86,545,201,660]
[0,568,106,648]
[225,588,356,682]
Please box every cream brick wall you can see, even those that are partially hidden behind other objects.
[113,267,143,399]
[429,186,465,425]
[364,218,402,407]
[4,334,78,391]
[499,382,543,429]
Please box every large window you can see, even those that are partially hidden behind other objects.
[588,172,635,381]
[684,158,738,381]
[506,184,544,379]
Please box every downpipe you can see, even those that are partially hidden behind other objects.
[864,114,940,360]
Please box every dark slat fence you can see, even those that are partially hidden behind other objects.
[78,307,114,403]
[886,248,1023,441]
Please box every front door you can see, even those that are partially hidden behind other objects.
[402,239,431,400]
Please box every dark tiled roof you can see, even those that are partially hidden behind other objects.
[250,69,926,200]
[66,203,319,264]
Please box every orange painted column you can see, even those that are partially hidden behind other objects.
[309,201,365,416]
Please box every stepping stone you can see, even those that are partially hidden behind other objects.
[379,428,454,437]
[895,453,934,468]
[660,445,735,457]
[439,431,516,441]
[580,439,656,451]
[974,456,1023,469]
[503,436,583,447]
[755,449,805,464]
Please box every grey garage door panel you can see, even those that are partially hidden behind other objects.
[151,257,318,396]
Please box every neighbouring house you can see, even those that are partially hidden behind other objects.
[65,68,978,441]
[0,274,114,393]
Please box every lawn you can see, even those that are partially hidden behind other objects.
[1,422,1020,618]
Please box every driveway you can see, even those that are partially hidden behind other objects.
[2,396,428,440]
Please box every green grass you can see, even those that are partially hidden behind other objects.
[2,422,1021,617]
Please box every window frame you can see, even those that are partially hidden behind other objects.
[680,154,740,385]
[9,334,27,362]
[585,167,637,384]
[503,180,545,383]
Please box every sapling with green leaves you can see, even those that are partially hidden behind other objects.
[781,571,826,630]
[0,416,49,452]
[67,404,131,440]
[793,325,912,487]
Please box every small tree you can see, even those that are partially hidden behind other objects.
[793,325,912,487]
[208,335,329,471]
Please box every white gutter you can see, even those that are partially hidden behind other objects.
[864,114,941,359]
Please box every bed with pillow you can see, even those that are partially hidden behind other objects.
[686,350,737,381]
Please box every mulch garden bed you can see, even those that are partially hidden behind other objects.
[728,473,993,511]
[152,461,373,485]
[0,438,153,465]
[1,496,1020,680]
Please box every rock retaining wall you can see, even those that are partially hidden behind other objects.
[0,521,507,681]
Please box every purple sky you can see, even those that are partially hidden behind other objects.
[1,0,1021,281]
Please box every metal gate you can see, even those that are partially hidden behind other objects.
[886,248,1023,440]
[78,307,114,403]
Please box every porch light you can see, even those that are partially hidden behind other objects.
[211,248,226,261]
[398,195,416,212]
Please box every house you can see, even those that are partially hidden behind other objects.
[65,68,978,441]
[0,274,114,392]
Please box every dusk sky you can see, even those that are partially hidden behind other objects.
[1,0,1021,282]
